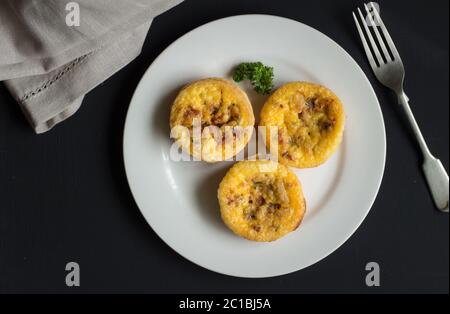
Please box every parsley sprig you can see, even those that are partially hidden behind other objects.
[233,62,274,95]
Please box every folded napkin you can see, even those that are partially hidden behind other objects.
[0,0,183,133]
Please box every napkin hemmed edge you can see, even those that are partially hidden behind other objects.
[6,21,152,134]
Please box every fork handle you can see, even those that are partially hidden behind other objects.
[398,92,449,212]
[423,157,449,212]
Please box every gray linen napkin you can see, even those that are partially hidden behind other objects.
[0,0,183,133]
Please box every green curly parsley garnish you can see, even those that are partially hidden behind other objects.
[233,62,274,95]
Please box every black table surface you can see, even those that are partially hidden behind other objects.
[0,0,448,294]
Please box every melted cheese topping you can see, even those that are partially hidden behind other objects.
[260,82,345,168]
[170,78,255,162]
[218,160,306,242]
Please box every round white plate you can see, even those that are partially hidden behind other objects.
[123,15,386,278]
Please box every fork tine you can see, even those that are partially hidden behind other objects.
[353,12,378,70]
[370,2,401,61]
[357,8,384,66]
[364,3,392,62]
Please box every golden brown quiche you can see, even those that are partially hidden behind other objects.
[170,78,255,162]
[260,82,345,168]
[218,160,306,242]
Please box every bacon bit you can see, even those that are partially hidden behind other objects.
[227,195,239,205]
[278,132,284,145]
[312,98,333,112]
[183,107,200,120]
[246,213,257,221]
[211,106,220,115]
[229,104,240,120]
[253,225,261,232]
[322,121,333,130]
[305,97,315,109]
[227,194,244,206]
[256,196,266,207]
[271,203,281,210]
[321,119,336,131]
[212,114,224,125]
[267,203,281,214]
[282,151,293,160]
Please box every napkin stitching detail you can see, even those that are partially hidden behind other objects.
[20,53,92,103]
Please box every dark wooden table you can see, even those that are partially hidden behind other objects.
[0,0,448,293]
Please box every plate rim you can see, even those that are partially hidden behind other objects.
[123,14,387,278]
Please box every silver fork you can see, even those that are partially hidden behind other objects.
[353,3,449,212]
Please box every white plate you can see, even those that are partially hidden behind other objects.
[123,15,386,278]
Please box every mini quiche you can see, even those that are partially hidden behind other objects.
[218,160,306,242]
[260,82,345,168]
[170,78,255,162]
